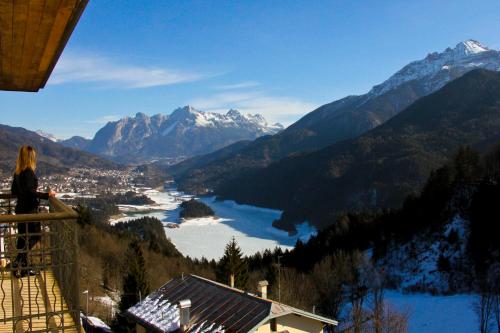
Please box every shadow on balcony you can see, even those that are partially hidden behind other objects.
[0,194,81,332]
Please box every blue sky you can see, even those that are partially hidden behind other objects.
[1,0,500,139]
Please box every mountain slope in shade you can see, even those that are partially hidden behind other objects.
[213,70,500,231]
[172,40,500,192]
[167,139,253,179]
[0,124,119,175]
[86,106,283,163]
[59,136,92,150]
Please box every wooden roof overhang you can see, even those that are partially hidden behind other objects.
[0,0,88,92]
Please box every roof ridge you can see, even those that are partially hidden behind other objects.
[190,274,337,324]
[189,274,273,303]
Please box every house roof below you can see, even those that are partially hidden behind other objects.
[127,274,338,333]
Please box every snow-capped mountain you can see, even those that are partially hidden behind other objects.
[172,40,500,196]
[290,39,500,141]
[35,130,59,142]
[368,40,499,97]
[86,106,283,163]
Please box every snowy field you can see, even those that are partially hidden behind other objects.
[385,291,476,333]
[110,188,317,260]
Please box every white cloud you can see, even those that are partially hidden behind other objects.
[189,91,317,126]
[214,81,260,90]
[50,53,206,88]
[85,115,122,124]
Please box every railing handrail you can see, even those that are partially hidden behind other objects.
[0,194,78,223]
[0,192,82,332]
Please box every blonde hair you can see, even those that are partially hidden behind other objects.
[15,146,37,175]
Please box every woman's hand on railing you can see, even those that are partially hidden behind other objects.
[48,190,56,197]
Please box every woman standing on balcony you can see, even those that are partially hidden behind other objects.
[10,145,56,277]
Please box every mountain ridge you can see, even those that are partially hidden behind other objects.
[171,40,500,192]
[0,124,119,175]
[86,106,283,164]
[60,136,92,150]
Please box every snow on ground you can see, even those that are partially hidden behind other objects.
[379,214,469,293]
[57,192,96,199]
[81,314,112,331]
[385,291,476,333]
[109,188,317,260]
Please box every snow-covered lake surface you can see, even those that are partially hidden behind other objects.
[110,188,317,260]
[385,291,476,333]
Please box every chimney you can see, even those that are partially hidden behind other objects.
[178,299,191,331]
[257,280,269,299]
[230,274,235,288]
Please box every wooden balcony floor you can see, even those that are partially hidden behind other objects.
[0,269,80,332]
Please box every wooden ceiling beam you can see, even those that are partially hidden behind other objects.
[12,0,29,88]
[0,0,88,92]
[29,0,63,91]
[0,1,14,85]
[20,0,45,91]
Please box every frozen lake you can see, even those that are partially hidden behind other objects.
[110,188,316,260]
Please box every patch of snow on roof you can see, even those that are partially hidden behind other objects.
[190,321,225,333]
[128,294,180,332]
[86,316,111,329]
[128,291,226,333]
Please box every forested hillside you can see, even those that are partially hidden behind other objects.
[245,144,500,311]
[213,70,500,231]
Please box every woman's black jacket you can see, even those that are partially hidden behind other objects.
[11,168,49,214]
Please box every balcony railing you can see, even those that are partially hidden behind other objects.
[0,194,81,332]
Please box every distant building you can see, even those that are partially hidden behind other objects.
[126,274,338,333]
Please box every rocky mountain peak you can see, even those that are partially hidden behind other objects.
[174,105,197,114]
[368,39,499,97]
[226,109,242,117]
[86,106,283,162]
[135,112,148,120]
[452,39,489,56]
[169,105,200,120]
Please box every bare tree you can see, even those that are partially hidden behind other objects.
[384,304,410,333]
[474,264,500,333]
[493,294,500,333]
[474,292,494,333]
[276,267,315,310]
[346,251,369,333]
[371,281,384,333]
[312,252,352,320]
[360,257,386,333]
[487,264,500,333]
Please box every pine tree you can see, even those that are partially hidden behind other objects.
[111,239,150,333]
[216,237,249,289]
[453,146,481,186]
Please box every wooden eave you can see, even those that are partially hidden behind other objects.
[0,0,88,92]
